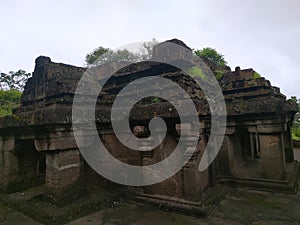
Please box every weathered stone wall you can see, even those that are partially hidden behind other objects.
[0,136,45,192]
[0,39,298,207]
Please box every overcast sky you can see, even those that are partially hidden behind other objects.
[0,0,299,97]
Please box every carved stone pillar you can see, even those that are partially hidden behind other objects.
[0,136,18,191]
[176,123,208,202]
[136,125,155,193]
[217,127,236,177]
[258,125,286,180]
[45,149,83,200]
[284,120,294,162]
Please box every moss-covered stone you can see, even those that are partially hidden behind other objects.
[188,66,206,79]
[0,203,9,223]
[253,72,261,79]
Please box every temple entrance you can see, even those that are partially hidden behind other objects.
[13,139,45,192]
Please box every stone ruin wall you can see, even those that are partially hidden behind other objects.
[0,40,299,213]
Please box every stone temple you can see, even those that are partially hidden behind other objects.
[0,39,299,216]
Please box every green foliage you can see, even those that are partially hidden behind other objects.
[253,72,261,79]
[292,130,300,141]
[214,70,225,80]
[138,38,159,61]
[194,47,227,66]
[0,70,31,91]
[0,69,29,117]
[85,46,110,65]
[292,124,300,140]
[151,97,162,104]
[85,47,141,65]
[108,49,140,63]
[0,89,22,117]
[188,66,206,79]
[290,96,298,104]
[290,96,300,140]
[85,39,159,65]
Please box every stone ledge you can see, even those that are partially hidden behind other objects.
[0,185,118,225]
[133,185,227,217]
[217,161,300,193]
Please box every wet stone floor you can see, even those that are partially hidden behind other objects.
[0,183,299,225]
[66,188,300,225]
[0,150,299,225]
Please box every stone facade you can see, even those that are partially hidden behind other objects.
[217,66,299,192]
[0,39,298,215]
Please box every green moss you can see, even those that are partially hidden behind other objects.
[152,97,161,104]
[253,72,261,79]
[214,70,225,80]
[245,192,280,209]
[188,66,206,79]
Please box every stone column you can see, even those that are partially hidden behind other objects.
[247,126,260,159]
[34,131,85,200]
[217,126,236,177]
[137,124,185,198]
[284,121,294,162]
[258,125,286,180]
[177,123,208,202]
[136,125,155,194]
[45,149,83,200]
[0,136,19,191]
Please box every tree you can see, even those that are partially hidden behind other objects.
[291,96,298,104]
[0,70,31,91]
[85,46,110,65]
[0,89,22,116]
[138,38,159,61]
[109,49,140,63]
[0,69,30,117]
[85,47,142,65]
[194,47,227,66]
[85,39,159,65]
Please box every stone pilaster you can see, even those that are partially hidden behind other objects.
[176,123,209,202]
[0,136,18,191]
[45,149,83,200]
[258,124,286,180]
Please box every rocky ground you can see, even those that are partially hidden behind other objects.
[1,187,299,225]
[0,150,299,225]
[66,187,300,225]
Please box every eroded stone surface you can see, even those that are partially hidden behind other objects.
[0,203,41,225]
[0,182,298,225]
[0,39,298,218]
